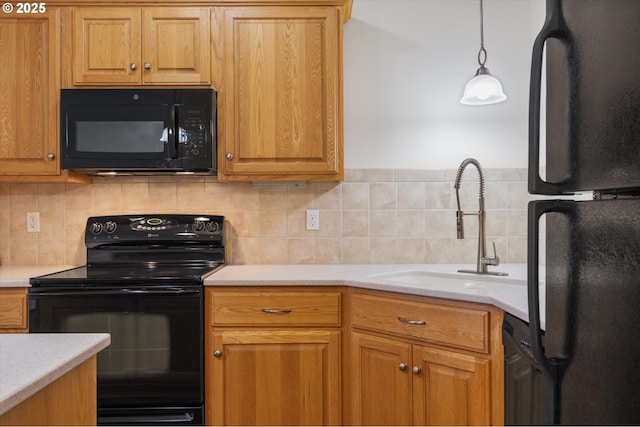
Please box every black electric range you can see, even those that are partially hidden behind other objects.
[29,214,225,426]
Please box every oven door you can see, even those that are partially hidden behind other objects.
[28,285,203,425]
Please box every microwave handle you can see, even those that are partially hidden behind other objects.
[168,104,178,159]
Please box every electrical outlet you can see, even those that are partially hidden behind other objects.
[27,212,40,232]
[306,209,320,230]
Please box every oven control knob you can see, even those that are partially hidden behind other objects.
[192,221,205,232]
[206,222,219,233]
[90,222,103,235]
[105,221,117,234]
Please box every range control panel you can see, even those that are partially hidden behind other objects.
[85,214,224,247]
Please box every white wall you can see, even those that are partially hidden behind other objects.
[343,0,546,169]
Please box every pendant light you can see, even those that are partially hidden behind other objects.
[460,0,507,105]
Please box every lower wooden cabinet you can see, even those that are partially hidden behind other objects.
[0,356,97,426]
[204,286,504,426]
[350,332,492,426]
[413,344,491,425]
[0,288,28,333]
[204,287,343,426]
[348,289,504,426]
[209,329,341,425]
[350,332,413,425]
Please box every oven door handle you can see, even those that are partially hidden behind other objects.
[121,288,201,295]
[30,288,201,296]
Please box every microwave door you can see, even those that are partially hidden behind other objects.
[62,105,179,170]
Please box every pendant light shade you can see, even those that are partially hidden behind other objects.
[461,65,507,105]
[460,0,507,106]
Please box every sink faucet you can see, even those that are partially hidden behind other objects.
[454,158,508,276]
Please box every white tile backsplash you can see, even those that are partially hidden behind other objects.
[0,168,529,265]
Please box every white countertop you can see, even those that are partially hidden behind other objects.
[205,263,545,326]
[0,266,76,288]
[0,264,543,325]
[0,333,111,416]
[0,262,543,323]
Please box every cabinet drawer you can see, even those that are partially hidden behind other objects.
[0,288,28,331]
[351,293,489,353]
[210,290,341,326]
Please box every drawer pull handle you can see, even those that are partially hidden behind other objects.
[397,316,426,325]
[261,308,293,314]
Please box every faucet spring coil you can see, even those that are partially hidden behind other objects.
[454,158,485,198]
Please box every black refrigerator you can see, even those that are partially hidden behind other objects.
[506,0,640,425]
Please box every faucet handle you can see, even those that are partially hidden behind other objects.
[482,242,501,266]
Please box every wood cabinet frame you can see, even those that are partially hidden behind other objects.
[204,286,344,426]
[71,6,211,85]
[346,288,505,426]
[217,6,344,182]
[0,288,28,333]
[0,9,88,183]
[2,0,352,183]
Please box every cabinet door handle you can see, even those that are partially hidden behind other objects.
[213,350,222,358]
[398,363,408,371]
[144,62,151,70]
[412,366,422,375]
[130,63,137,70]
[397,316,426,325]
[225,152,234,160]
[46,153,55,160]
[261,308,292,314]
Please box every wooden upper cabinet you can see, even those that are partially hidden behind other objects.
[219,6,343,182]
[0,11,60,176]
[72,8,140,84]
[72,7,210,85]
[142,8,211,84]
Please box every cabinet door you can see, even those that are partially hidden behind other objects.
[0,11,59,175]
[220,7,342,181]
[0,288,28,333]
[349,332,412,426]
[72,8,141,84]
[142,8,210,85]
[413,346,491,426]
[210,330,341,426]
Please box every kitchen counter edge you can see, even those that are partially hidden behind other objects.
[0,266,76,288]
[0,264,540,324]
[204,263,541,326]
[0,333,111,416]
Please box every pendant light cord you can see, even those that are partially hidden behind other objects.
[460,0,507,104]
[478,0,487,67]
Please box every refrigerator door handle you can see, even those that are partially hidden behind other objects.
[529,0,570,195]
[528,200,574,369]
[528,199,574,425]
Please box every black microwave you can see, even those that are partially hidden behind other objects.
[60,88,216,175]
